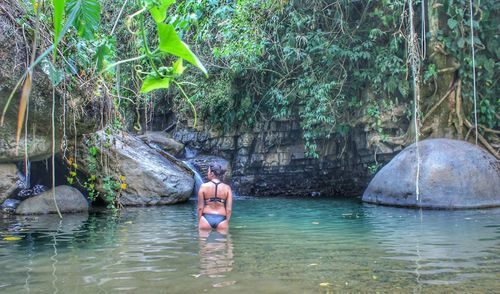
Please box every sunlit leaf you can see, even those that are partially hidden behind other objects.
[157,23,207,75]
[149,0,175,23]
[140,75,172,93]
[172,59,185,75]
[53,0,65,59]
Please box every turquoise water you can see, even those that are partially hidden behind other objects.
[0,197,499,293]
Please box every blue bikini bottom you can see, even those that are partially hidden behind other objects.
[202,213,226,229]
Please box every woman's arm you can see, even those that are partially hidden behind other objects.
[197,186,205,220]
[225,188,233,222]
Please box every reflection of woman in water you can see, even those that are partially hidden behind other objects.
[198,232,234,278]
[197,163,233,234]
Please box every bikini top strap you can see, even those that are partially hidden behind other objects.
[204,180,225,205]
[210,180,221,198]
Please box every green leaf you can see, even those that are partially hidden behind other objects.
[141,75,172,93]
[172,59,185,75]
[53,0,65,60]
[457,37,465,48]
[89,146,98,156]
[149,0,175,23]
[41,58,64,86]
[483,59,494,73]
[447,18,457,30]
[95,37,115,72]
[157,23,207,75]
[66,0,100,40]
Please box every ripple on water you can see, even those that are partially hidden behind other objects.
[0,198,499,293]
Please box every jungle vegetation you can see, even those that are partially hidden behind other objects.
[1,0,498,209]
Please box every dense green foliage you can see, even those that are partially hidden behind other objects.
[441,0,499,129]
[27,0,497,157]
[170,0,498,155]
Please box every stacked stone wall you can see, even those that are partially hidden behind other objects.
[174,119,400,197]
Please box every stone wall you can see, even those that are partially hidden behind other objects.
[174,119,399,197]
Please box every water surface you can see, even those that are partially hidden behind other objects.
[0,197,499,293]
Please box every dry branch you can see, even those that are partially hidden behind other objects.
[464,118,500,159]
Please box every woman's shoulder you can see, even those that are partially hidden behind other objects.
[200,182,212,188]
[220,182,232,191]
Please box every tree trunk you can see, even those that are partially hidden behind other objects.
[420,0,462,139]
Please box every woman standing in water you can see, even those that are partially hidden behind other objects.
[198,163,233,233]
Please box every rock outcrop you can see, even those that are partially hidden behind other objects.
[15,185,88,214]
[0,4,99,163]
[138,131,185,156]
[0,164,19,203]
[362,139,500,209]
[79,131,194,206]
[0,11,56,162]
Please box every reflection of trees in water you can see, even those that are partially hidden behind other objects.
[365,206,500,289]
[0,212,125,251]
[198,231,233,278]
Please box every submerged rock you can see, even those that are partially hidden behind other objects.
[15,185,88,215]
[79,131,194,206]
[362,139,500,209]
[0,164,19,203]
[1,199,21,213]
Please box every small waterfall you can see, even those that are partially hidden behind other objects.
[183,161,204,198]
[16,160,31,189]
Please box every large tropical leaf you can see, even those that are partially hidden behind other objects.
[66,0,100,40]
[149,0,176,23]
[53,0,65,59]
[157,23,207,75]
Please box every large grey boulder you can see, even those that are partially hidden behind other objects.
[79,131,194,206]
[362,139,500,209]
[0,163,19,203]
[15,185,88,215]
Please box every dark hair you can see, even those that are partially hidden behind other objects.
[209,163,225,178]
